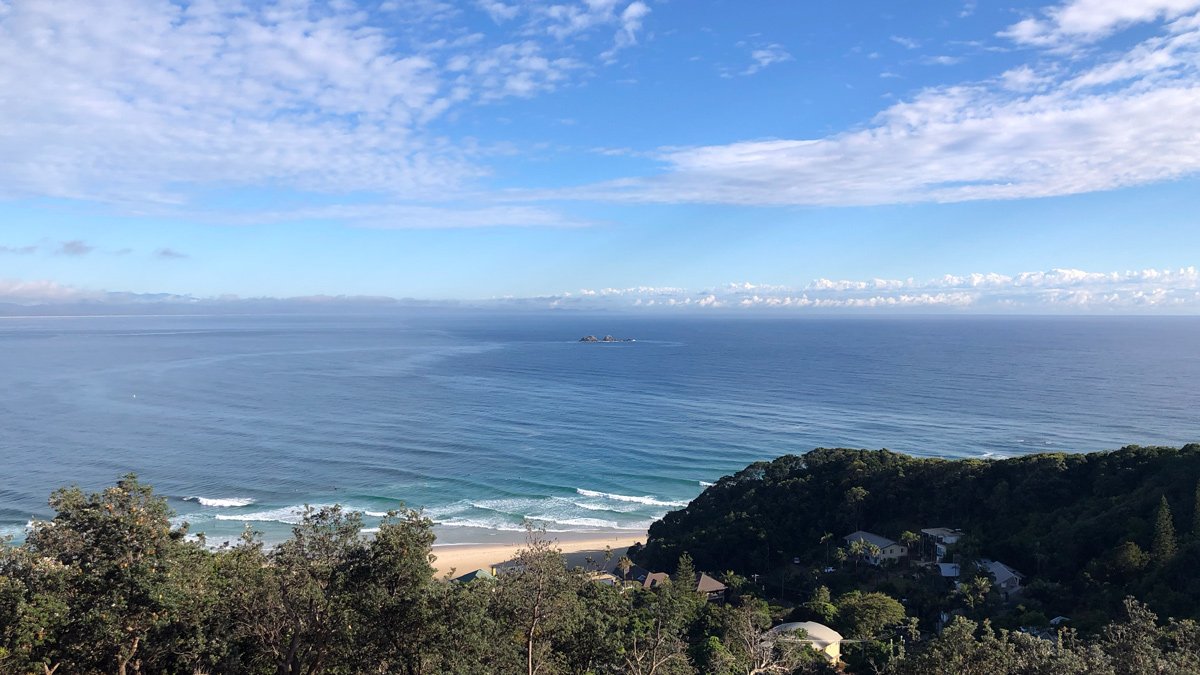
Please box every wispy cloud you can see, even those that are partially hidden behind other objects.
[546,7,1200,206]
[741,43,793,76]
[477,0,520,23]
[0,244,36,255]
[187,203,590,229]
[155,248,189,260]
[0,0,651,210]
[1002,0,1200,47]
[55,240,93,256]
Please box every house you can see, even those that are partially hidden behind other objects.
[642,572,670,589]
[452,568,496,584]
[613,563,653,586]
[633,570,726,601]
[843,530,907,565]
[587,571,621,587]
[936,562,961,578]
[695,572,727,602]
[767,621,843,663]
[920,527,965,562]
[981,559,1024,598]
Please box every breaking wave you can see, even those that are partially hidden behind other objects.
[574,488,689,507]
[213,504,388,524]
[184,496,256,508]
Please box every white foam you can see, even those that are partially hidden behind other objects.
[698,481,715,487]
[0,521,33,538]
[214,505,311,524]
[185,496,256,508]
[575,488,688,508]
[213,504,390,524]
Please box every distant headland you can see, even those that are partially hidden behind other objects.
[578,335,635,342]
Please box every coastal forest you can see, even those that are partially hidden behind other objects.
[636,445,1200,629]
[2,445,1200,674]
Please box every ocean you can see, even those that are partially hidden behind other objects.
[2,314,1198,545]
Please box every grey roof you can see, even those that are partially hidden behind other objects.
[937,563,961,577]
[844,530,898,549]
[920,527,964,539]
[981,560,1023,586]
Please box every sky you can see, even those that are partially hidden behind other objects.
[1,0,1200,313]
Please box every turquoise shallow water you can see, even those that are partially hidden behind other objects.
[2,314,1198,544]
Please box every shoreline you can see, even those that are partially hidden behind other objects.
[431,530,647,577]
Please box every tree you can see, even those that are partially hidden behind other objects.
[494,530,578,675]
[234,504,366,675]
[1193,480,1200,541]
[834,591,906,640]
[618,556,635,581]
[800,586,837,625]
[719,600,819,675]
[1097,542,1150,582]
[899,531,920,557]
[22,475,188,675]
[352,508,442,675]
[1152,496,1177,565]
[673,553,697,592]
[847,540,867,571]
[958,574,994,614]
[620,577,696,675]
[843,487,869,532]
[0,544,72,675]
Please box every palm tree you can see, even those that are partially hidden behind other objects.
[617,555,634,582]
[819,531,834,560]
[848,539,868,570]
[865,542,883,566]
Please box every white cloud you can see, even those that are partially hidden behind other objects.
[5,267,1198,312]
[532,267,1200,312]
[0,279,101,304]
[547,10,1200,207]
[1002,0,1200,47]
[0,0,647,210]
[742,44,793,76]
[252,203,589,229]
[580,266,1200,311]
[477,0,520,23]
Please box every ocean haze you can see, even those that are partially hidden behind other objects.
[1,314,1197,544]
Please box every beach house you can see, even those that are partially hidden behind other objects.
[843,530,907,565]
[920,527,965,562]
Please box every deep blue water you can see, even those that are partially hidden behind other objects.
[2,314,1198,544]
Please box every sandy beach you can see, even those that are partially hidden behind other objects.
[431,531,647,577]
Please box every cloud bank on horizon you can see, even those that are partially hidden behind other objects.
[3,267,1197,314]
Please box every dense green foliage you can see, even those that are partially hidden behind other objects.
[0,476,833,675]
[636,445,1200,625]
[4,451,1200,674]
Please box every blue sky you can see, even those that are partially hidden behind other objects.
[1,0,1199,312]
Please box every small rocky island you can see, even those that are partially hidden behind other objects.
[579,335,635,343]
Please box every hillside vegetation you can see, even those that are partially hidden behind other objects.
[636,445,1200,624]
[4,446,1200,674]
